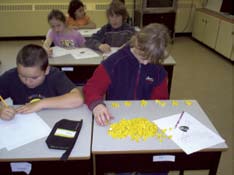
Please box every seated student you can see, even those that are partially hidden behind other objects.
[43,9,86,57]
[83,23,169,175]
[85,0,135,53]
[67,0,96,29]
[0,44,83,121]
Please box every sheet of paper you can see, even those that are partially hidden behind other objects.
[0,113,51,151]
[78,28,100,37]
[153,112,225,154]
[52,46,69,57]
[103,47,120,58]
[69,48,100,59]
[0,140,4,149]
[52,47,100,59]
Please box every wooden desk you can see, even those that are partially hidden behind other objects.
[49,52,176,96]
[0,106,93,175]
[92,100,227,175]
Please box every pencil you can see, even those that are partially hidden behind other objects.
[0,96,8,107]
[174,111,184,129]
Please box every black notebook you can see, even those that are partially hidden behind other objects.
[46,119,83,161]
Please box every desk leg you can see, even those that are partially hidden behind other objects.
[208,152,221,175]
[164,65,174,98]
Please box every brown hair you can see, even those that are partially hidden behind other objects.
[130,23,170,64]
[107,1,129,21]
[16,44,48,71]
[68,0,85,20]
[48,9,66,24]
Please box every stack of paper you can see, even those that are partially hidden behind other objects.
[0,113,51,151]
[52,46,100,59]
[153,112,225,154]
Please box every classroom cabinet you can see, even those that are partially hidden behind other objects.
[192,10,220,49]
[192,9,234,61]
[215,20,234,60]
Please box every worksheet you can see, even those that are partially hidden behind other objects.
[0,113,51,151]
[153,112,225,154]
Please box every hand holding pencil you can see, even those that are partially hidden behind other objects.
[0,96,16,120]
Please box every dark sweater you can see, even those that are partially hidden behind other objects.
[85,23,135,50]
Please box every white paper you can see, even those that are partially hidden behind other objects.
[153,112,225,154]
[78,28,100,37]
[52,46,100,60]
[103,47,120,58]
[153,155,175,162]
[0,113,51,151]
[69,48,100,59]
[52,46,68,57]
[0,140,4,149]
[10,162,32,175]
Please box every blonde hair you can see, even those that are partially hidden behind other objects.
[130,23,170,64]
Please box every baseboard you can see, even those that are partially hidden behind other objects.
[191,37,234,64]
[175,33,192,37]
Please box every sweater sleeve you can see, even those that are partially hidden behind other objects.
[150,77,169,99]
[83,64,111,110]
[85,26,106,50]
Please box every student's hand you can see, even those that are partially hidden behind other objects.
[93,104,113,126]
[47,48,53,58]
[16,102,43,114]
[0,107,16,120]
[98,44,111,53]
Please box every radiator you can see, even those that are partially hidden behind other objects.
[0,2,133,37]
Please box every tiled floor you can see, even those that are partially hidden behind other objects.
[0,37,233,175]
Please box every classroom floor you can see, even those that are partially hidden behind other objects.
[0,37,233,175]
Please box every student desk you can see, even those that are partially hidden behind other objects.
[92,100,227,175]
[49,53,176,96]
[0,106,93,175]
[49,53,102,86]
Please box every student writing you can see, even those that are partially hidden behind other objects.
[0,44,83,120]
[43,9,86,57]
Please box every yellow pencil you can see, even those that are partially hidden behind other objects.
[0,96,8,107]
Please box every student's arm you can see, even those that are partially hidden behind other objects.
[150,77,169,99]
[85,26,106,50]
[0,72,16,120]
[83,64,112,126]
[43,30,53,57]
[16,88,83,114]
[83,64,111,110]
